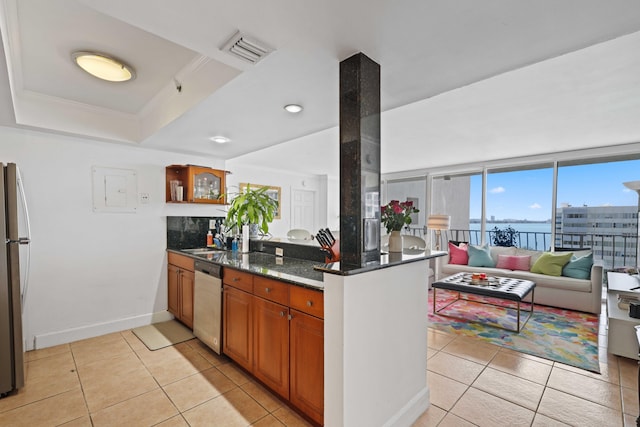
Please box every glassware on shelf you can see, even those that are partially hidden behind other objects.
[195,178,203,199]
[170,180,182,201]
[202,177,209,199]
[208,181,218,199]
[212,179,220,198]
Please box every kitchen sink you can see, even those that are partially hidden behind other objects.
[182,247,226,254]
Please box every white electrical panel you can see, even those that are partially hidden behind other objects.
[92,166,138,213]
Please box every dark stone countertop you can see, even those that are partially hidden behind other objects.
[169,247,447,290]
[168,249,325,290]
[314,249,447,276]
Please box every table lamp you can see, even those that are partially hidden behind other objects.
[427,214,450,250]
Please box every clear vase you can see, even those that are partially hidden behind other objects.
[388,230,403,252]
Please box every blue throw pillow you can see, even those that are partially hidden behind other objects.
[467,244,495,267]
[562,253,593,279]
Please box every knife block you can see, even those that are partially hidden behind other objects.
[324,239,340,263]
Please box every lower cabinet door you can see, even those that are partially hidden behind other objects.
[180,270,195,329]
[223,285,253,371]
[289,310,324,425]
[167,264,180,317]
[253,297,289,399]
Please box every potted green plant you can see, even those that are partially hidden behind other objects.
[224,184,279,237]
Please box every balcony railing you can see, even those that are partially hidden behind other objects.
[435,229,638,270]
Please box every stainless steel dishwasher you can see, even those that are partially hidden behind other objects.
[193,260,222,354]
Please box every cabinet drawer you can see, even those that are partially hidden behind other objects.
[290,286,324,319]
[168,252,194,272]
[253,277,289,305]
[223,268,254,293]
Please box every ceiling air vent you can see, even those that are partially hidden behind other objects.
[221,31,273,65]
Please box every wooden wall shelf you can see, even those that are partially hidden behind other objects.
[166,165,227,204]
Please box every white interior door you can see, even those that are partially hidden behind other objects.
[291,189,316,232]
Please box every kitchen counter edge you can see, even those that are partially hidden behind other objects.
[314,250,447,275]
[167,249,325,291]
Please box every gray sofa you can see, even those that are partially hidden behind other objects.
[437,246,603,314]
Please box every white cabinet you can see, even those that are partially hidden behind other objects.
[607,272,640,360]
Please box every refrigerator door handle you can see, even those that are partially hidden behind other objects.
[5,238,29,245]
[16,165,31,312]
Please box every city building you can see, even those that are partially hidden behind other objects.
[556,205,638,268]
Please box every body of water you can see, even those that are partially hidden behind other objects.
[469,222,552,234]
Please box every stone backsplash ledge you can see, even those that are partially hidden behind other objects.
[166,216,225,250]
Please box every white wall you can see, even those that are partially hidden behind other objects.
[385,178,428,228]
[326,175,340,231]
[224,161,335,237]
[1,126,225,349]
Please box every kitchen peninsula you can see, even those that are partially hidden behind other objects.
[168,237,444,426]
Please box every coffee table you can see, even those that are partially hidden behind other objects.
[432,272,536,333]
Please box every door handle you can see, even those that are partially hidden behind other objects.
[6,237,30,244]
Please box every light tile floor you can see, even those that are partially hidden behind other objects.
[0,309,637,427]
[415,306,638,427]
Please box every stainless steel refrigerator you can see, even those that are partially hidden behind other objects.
[1,163,30,397]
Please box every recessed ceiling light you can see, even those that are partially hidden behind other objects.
[210,136,230,144]
[284,104,303,113]
[72,51,135,82]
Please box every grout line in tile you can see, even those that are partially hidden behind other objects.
[154,382,183,425]
[66,340,93,424]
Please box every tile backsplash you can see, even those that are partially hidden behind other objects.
[166,216,226,249]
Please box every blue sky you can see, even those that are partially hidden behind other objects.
[469,159,640,221]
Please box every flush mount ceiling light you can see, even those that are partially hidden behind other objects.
[284,104,303,113]
[72,51,136,82]
[210,136,230,144]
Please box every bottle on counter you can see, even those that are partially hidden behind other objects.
[242,225,250,253]
[231,237,238,252]
[206,230,213,247]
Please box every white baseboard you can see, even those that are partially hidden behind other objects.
[383,387,430,427]
[31,310,174,350]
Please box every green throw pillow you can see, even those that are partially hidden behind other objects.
[562,253,593,279]
[467,244,495,267]
[531,252,573,276]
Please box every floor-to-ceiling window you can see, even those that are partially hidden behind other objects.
[484,165,553,250]
[427,155,640,268]
[432,168,552,249]
[556,158,640,268]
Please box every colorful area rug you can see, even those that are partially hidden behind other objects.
[428,289,600,373]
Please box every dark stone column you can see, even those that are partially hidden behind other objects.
[339,53,381,268]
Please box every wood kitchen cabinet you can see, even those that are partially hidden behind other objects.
[222,267,324,425]
[167,252,194,329]
[222,285,253,372]
[290,309,324,425]
[166,164,227,204]
[289,285,324,425]
[253,297,289,399]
